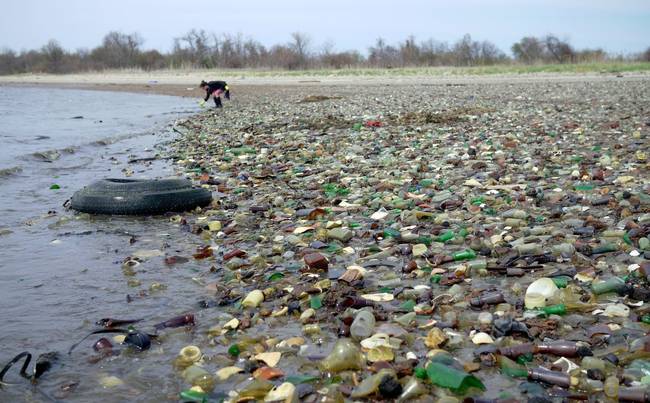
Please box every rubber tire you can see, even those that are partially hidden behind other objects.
[70,178,212,215]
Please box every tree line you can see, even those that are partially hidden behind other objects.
[1,30,648,75]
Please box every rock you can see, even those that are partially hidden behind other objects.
[303,253,329,270]
[327,227,354,242]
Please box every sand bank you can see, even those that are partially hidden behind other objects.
[1,69,648,97]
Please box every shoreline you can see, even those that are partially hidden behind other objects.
[0,81,201,98]
[1,69,649,98]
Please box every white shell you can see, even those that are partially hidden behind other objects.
[464,178,482,187]
[223,318,239,330]
[242,290,264,308]
[255,352,282,367]
[525,278,558,309]
[215,366,243,381]
[360,333,401,349]
[552,357,579,373]
[361,293,394,302]
[602,303,630,318]
[299,308,315,322]
[293,226,314,234]
[574,272,594,283]
[412,244,428,257]
[471,332,494,345]
[264,382,296,402]
[346,265,367,274]
[99,375,123,388]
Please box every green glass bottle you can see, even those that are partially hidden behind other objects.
[383,228,401,238]
[498,356,528,378]
[574,183,594,191]
[470,196,485,205]
[180,389,208,403]
[430,274,442,284]
[591,277,625,295]
[452,249,476,261]
[541,304,566,315]
[425,362,486,394]
[591,243,617,255]
[436,230,455,243]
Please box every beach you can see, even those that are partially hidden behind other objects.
[0,71,649,402]
[2,68,649,97]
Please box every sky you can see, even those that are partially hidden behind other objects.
[1,0,649,55]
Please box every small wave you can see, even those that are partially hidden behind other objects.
[162,109,197,115]
[12,109,190,167]
[91,123,178,147]
[32,150,60,162]
[92,131,151,146]
[30,146,77,162]
[0,166,22,178]
[46,156,94,171]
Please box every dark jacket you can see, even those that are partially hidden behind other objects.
[203,81,228,101]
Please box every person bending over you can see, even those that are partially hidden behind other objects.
[199,80,230,108]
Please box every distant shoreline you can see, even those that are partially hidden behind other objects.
[0,81,200,98]
[1,68,649,98]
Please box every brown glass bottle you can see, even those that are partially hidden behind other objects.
[527,367,572,388]
[536,341,591,357]
[470,291,505,307]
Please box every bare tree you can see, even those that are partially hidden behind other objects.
[91,31,143,68]
[42,40,66,73]
[368,37,399,68]
[0,48,18,74]
[289,32,311,68]
[321,48,363,69]
[512,36,545,64]
[0,29,635,75]
[640,47,650,62]
[575,48,606,63]
[138,50,166,70]
[543,35,574,63]
[172,29,213,67]
[478,41,505,65]
[268,44,299,69]
[399,35,420,66]
[419,39,451,65]
[453,34,479,66]
[242,38,266,68]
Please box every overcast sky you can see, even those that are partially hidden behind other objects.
[1,0,649,55]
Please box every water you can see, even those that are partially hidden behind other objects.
[0,87,214,401]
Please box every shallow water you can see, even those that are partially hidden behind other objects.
[0,87,216,402]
